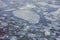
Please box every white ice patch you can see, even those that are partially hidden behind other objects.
[0,0,7,8]
[13,9,40,24]
[51,8,60,16]
[10,36,17,40]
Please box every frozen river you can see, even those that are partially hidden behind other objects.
[0,0,60,40]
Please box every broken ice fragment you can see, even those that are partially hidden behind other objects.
[13,9,40,24]
[0,0,7,8]
[10,36,17,40]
